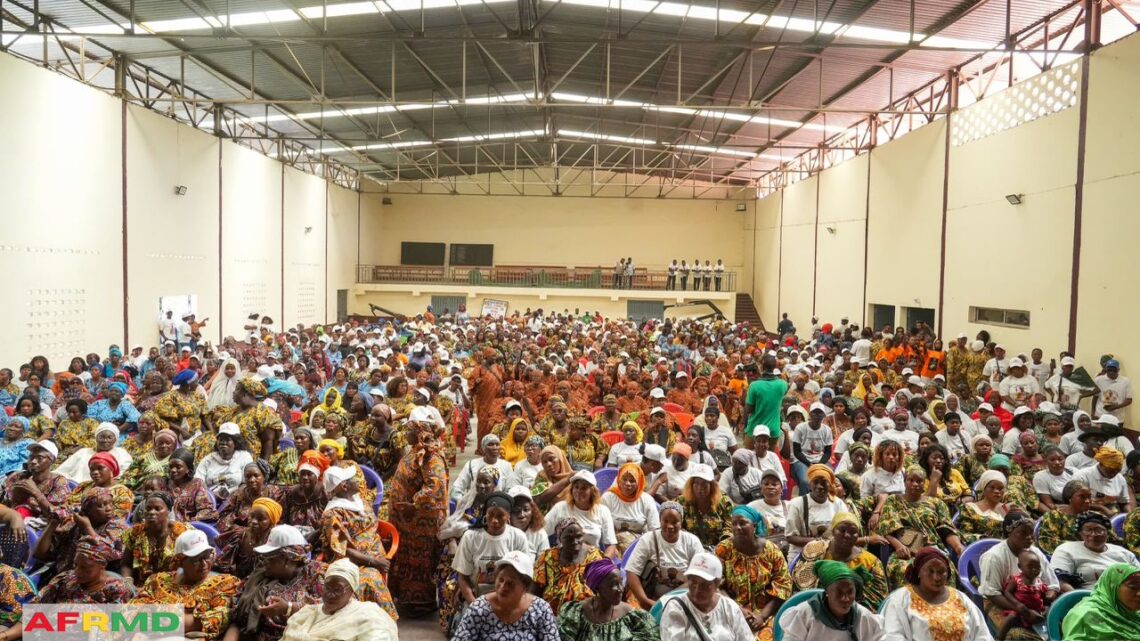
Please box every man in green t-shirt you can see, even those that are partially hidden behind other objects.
[743,354,789,456]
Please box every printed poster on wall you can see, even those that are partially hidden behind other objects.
[481,299,508,319]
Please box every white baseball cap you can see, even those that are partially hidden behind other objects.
[255,525,308,554]
[690,464,715,482]
[570,470,597,487]
[809,402,828,414]
[650,406,666,416]
[174,529,213,558]
[901,368,914,376]
[674,371,689,379]
[684,552,723,581]
[649,388,666,399]
[505,399,523,411]
[643,444,667,463]
[495,550,535,579]
[907,375,924,386]
[978,402,994,413]
[218,422,241,437]
[1097,415,1122,427]
[1061,356,1076,366]
[1009,357,1025,368]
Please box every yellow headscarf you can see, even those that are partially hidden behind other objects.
[621,420,643,443]
[1095,447,1125,472]
[252,497,283,527]
[318,438,345,459]
[501,418,534,464]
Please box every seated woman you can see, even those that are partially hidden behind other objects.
[1039,480,1119,555]
[1053,511,1140,590]
[543,471,619,559]
[659,553,753,641]
[316,438,374,509]
[606,421,643,468]
[282,452,329,534]
[746,470,789,543]
[1062,564,1140,641]
[317,466,397,620]
[600,463,660,552]
[874,465,965,590]
[978,511,1062,639]
[450,435,516,503]
[194,424,255,500]
[453,550,559,641]
[121,409,159,460]
[215,497,282,579]
[566,417,610,472]
[279,558,398,641]
[532,517,605,617]
[557,558,658,641]
[786,464,851,559]
[54,399,99,460]
[919,444,971,506]
[532,445,574,510]
[957,470,1010,543]
[1032,446,1073,512]
[22,537,134,625]
[989,454,1040,515]
[166,447,216,523]
[120,491,190,587]
[791,512,889,612]
[34,487,126,579]
[780,560,885,641]
[130,529,243,641]
[0,440,70,522]
[440,491,531,635]
[65,452,134,519]
[120,428,179,492]
[508,486,549,556]
[625,501,703,609]
[881,547,993,641]
[677,464,735,549]
[714,505,792,640]
[0,417,35,479]
[225,524,324,641]
[56,422,133,484]
[1073,447,1135,516]
[956,433,997,491]
[720,450,764,505]
[501,418,536,466]
[215,460,284,533]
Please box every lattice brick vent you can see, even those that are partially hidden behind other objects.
[294,280,317,322]
[241,281,269,320]
[951,61,1080,147]
[25,288,87,363]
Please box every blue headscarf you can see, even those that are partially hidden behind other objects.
[108,382,129,396]
[731,505,769,536]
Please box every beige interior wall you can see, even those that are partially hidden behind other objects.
[283,166,327,328]
[751,194,782,326]
[0,53,124,367]
[360,192,749,279]
[815,154,869,325]
[1079,34,1140,425]
[126,105,221,345]
[777,176,818,324]
[327,185,359,322]
[359,192,386,266]
[865,118,946,327]
[944,105,1079,357]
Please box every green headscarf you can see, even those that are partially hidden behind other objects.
[808,561,871,638]
[1063,564,1140,641]
[814,560,858,588]
[987,453,1012,470]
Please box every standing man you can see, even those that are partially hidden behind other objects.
[158,310,176,345]
[742,354,790,457]
[666,260,678,290]
[1095,359,1133,421]
[613,258,625,289]
[624,256,635,289]
[776,313,795,337]
[679,260,690,291]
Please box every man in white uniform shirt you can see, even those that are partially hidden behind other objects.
[1046,357,1091,411]
[983,344,1010,383]
[1094,359,1133,420]
[851,328,874,365]
[999,358,1041,412]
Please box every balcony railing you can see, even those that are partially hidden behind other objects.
[356,264,736,292]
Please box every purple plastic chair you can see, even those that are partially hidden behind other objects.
[957,538,1000,607]
[594,468,619,492]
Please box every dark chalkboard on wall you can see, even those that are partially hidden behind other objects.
[400,242,446,265]
[450,243,494,266]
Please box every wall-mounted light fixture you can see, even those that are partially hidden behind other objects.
[304,226,313,234]
[173,185,188,196]
[826,226,837,234]
[1005,193,1024,205]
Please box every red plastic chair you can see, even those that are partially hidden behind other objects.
[377,520,400,582]
[588,405,606,418]
[661,402,685,414]
[600,431,625,447]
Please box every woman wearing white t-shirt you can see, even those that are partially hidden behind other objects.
[543,470,619,559]
[736,424,787,487]
[600,463,660,551]
[1032,446,1073,510]
[861,439,905,499]
[506,486,550,556]
[746,470,789,534]
[625,501,703,608]
[785,464,850,559]
[1052,511,1140,589]
[450,491,532,616]
[512,435,545,489]
[718,450,764,505]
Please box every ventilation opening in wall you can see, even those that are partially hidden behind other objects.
[904,307,936,333]
[970,306,1031,329]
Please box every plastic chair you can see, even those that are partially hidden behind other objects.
[190,521,221,549]
[620,536,640,569]
[359,464,384,516]
[65,480,78,491]
[957,538,1000,607]
[671,412,695,431]
[649,588,688,624]
[1113,513,1126,539]
[773,589,822,641]
[1046,588,1089,641]
[661,402,685,414]
[377,520,400,582]
[23,527,39,574]
[588,406,606,419]
[1034,517,1043,545]
[600,431,625,447]
[594,468,619,492]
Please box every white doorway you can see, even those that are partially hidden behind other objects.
[157,295,199,345]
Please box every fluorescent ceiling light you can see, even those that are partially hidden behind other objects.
[558,129,657,146]
[674,144,756,159]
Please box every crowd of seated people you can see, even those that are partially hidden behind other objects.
[0,309,1136,641]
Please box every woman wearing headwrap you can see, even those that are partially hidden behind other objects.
[161,446,217,523]
[153,369,208,441]
[388,417,448,617]
[600,463,660,551]
[786,463,851,559]
[223,377,286,460]
[194,423,255,498]
[215,460,284,533]
[317,437,375,510]
[625,501,702,608]
[557,557,658,641]
[512,434,546,489]
[34,485,126,582]
[591,394,627,435]
[605,421,644,467]
[31,535,135,608]
[449,434,515,502]
[307,387,345,425]
[65,451,135,519]
[1073,446,1135,515]
[440,491,530,635]
[55,398,99,459]
[120,491,191,587]
[712,505,792,640]
[85,381,140,431]
[130,529,243,641]
[55,421,134,484]
[880,547,992,641]
[532,517,606,616]
[205,357,242,411]
[280,558,399,641]
[1063,564,1140,641]
[501,418,536,465]
[225,524,324,641]
[977,511,1059,639]
[780,560,885,641]
[955,433,997,490]
[216,496,283,579]
[532,444,575,510]
[1052,511,1140,590]
[317,464,398,620]
[791,512,889,611]
[281,451,329,533]
[345,402,405,484]
[566,416,610,472]
[0,416,34,478]
[874,465,964,589]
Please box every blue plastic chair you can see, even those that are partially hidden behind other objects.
[359,464,384,515]
[65,480,78,491]
[1113,513,1126,539]
[1034,518,1043,546]
[620,536,640,569]
[1046,588,1089,641]
[190,521,220,549]
[649,588,688,624]
[773,589,822,641]
[23,527,39,574]
[594,468,619,492]
[957,538,1000,607]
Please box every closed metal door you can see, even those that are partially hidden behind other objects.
[431,295,466,316]
[336,290,348,323]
